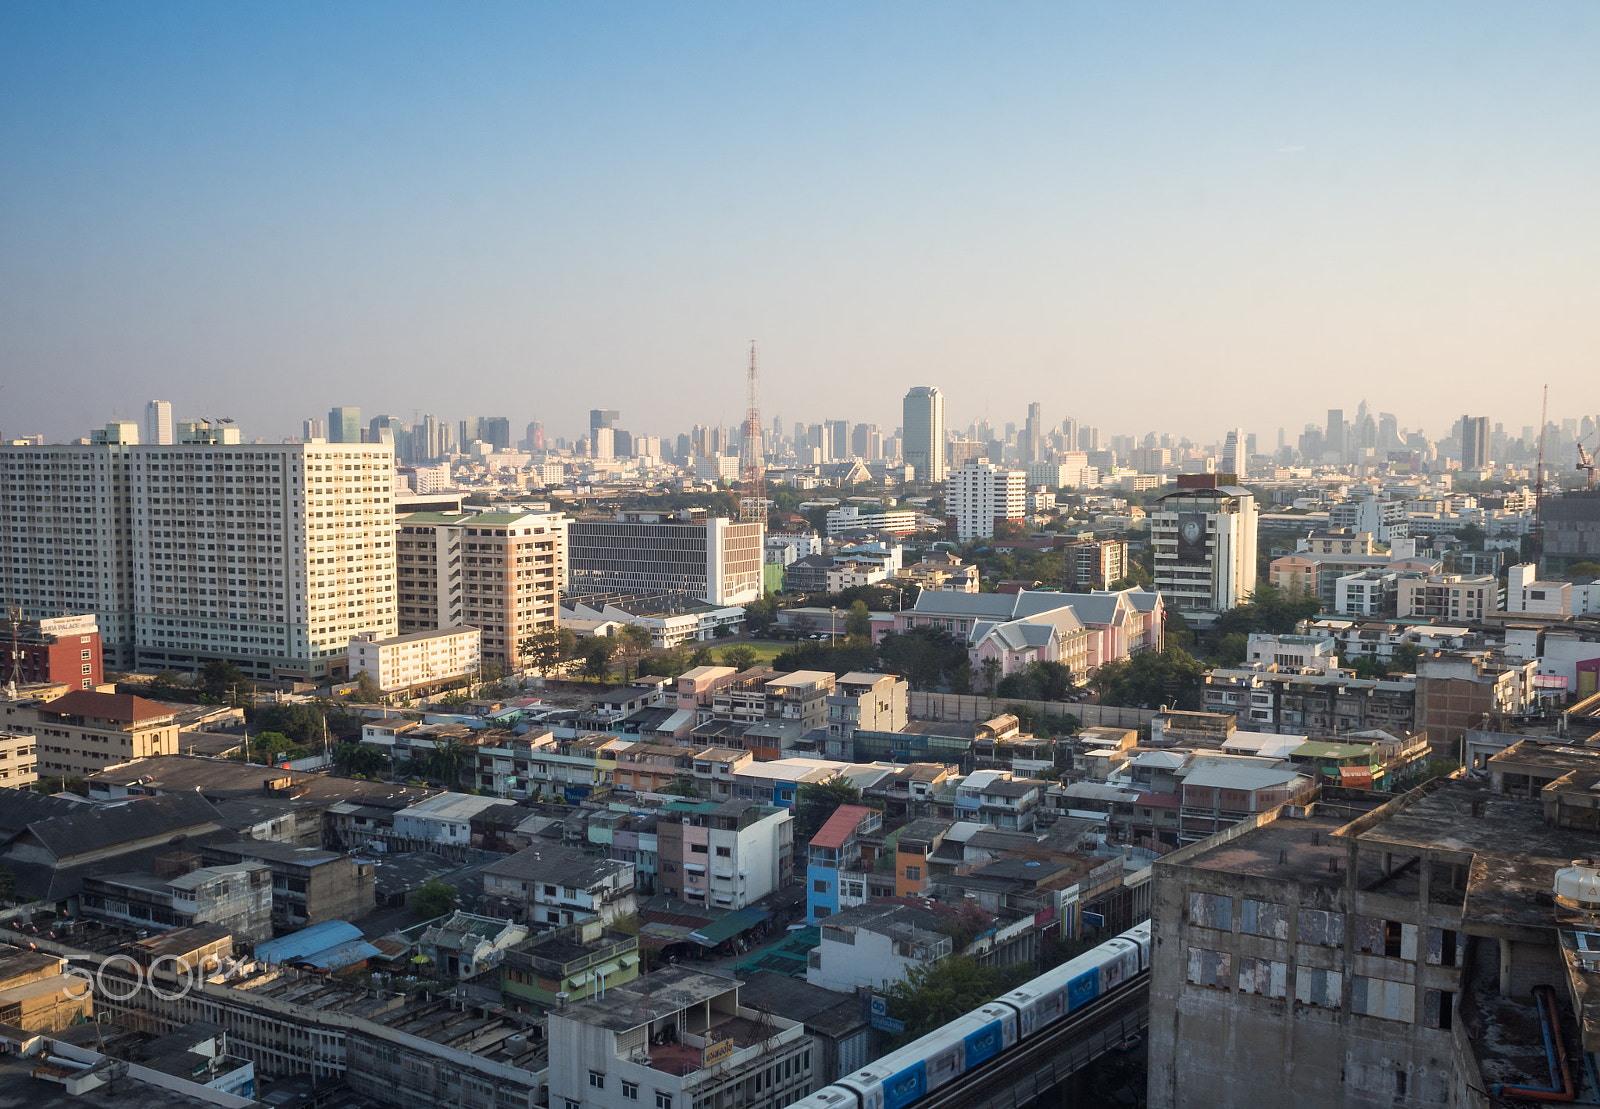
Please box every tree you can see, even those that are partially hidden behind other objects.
[980,657,1002,710]
[845,599,872,637]
[420,741,470,787]
[582,640,615,682]
[744,593,779,636]
[202,659,253,703]
[884,955,1032,1042]
[1566,561,1600,579]
[877,627,971,691]
[793,775,866,840]
[150,670,184,696]
[1391,642,1424,672]
[332,741,387,777]
[661,775,700,798]
[1090,645,1206,710]
[347,670,384,703]
[721,644,758,672]
[520,628,564,677]
[411,878,459,920]
[1211,633,1249,668]
[689,645,716,668]
[1348,656,1387,680]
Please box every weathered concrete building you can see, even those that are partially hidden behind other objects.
[1149,754,1600,1109]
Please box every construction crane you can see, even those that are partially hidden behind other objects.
[1579,440,1598,491]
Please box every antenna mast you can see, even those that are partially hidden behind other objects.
[1534,384,1549,566]
[739,342,766,522]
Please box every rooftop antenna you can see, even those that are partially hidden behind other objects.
[1535,385,1549,565]
[739,342,766,522]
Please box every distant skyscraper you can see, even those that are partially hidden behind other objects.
[302,417,325,441]
[479,416,511,452]
[590,408,619,440]
[328,406,361,444]
[1459,415,1489,469]
[903,386,946,483]
[1222,428,1246,479]
[1023,402,1042,465]
[1325,409,1345,460]
[143,400,174,446]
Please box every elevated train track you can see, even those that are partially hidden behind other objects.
[912,973,1149,1109]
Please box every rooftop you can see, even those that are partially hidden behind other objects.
[556,965,738,1033]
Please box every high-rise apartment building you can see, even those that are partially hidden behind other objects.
[328,407,362,444]
[0,438,397,680]
[945,462,1027,541]
[903,386,946,483]
[1151,475,1259,616]
[143,401,174,447]
[568,511,763,606]
[302,417,325,442]
[395,510,566,672]
[1458,415,1489,469]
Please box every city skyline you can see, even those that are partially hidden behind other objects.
[3,3,1597,442]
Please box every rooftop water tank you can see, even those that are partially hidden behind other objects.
[1553,858,1600,912]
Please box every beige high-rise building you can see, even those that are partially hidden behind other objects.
[395,510,567,672]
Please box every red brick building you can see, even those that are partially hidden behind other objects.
[0,615,103,690]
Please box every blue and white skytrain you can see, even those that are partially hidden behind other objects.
[787,921,1152,1109]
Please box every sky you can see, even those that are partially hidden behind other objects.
[2,2,1597,448]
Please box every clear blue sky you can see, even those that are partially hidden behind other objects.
[2,2,1596,446]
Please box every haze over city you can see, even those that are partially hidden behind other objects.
[3,2,1597,444]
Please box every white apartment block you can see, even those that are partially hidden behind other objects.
[824,505,918,536]
[348,625,481,695]
[1504,562,1572,616]
[1395,572,1498,621]
[395,510,567,672]
[1151,479,1259,616]
[946,462,1027,542]
[1,439,396,680]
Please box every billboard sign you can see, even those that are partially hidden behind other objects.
[1176,513,1208,564]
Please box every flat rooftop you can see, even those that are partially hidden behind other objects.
[1185,812,1353,890]
[558,966,738,1033]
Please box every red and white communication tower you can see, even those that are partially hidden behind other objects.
[739,341,766,521]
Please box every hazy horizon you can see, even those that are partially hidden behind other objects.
[3,3,1597,447]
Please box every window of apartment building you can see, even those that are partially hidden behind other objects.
[1294,968,1341,1007]
[1427,928,1461,967]
[1240,899,1288,939]
[564,1100,580,1109]
[1352,975,1415,1022]
[589,1072,605,1090]
[622,1083,638,1101]
[1424,988,1455,1030]
[655,1095,672,1109]
[1185,947,1231,990]
[1236,956,1287,999]
[813,880,828,893]
[905,865,921,880]
[1298,908,1345,947]
[691,844,707,854]
[1188,892,1232,930]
